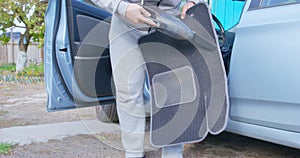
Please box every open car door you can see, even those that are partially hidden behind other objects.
[45,0,229,146]
[45,0,115,111]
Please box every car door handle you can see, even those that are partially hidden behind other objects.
[59,48,68,52]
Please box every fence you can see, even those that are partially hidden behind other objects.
[0,43,43,64]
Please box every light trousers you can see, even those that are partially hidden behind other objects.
[109,15,184,158]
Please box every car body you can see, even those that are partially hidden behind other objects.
[217,0,300,149]
[44,0,300,149]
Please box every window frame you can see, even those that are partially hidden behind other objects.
[248,0,300,10]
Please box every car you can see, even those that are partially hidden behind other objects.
[44,0,300,149]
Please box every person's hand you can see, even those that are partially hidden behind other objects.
[125,3,157,27]
[181,1,196,19]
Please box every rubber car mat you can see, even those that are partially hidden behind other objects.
[138,3,229,147]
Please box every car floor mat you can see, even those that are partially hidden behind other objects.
[138,3,229,147]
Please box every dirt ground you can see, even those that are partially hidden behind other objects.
[0,83,300,158]
[0,83,96,128]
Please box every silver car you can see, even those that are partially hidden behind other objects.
[44,0,300,149]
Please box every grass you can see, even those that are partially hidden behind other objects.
[95,134,107,141]
[18,63,44,77]
[0,64,16,74]
[0,63,44,77]
[0,143,13,155]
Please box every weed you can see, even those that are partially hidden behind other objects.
[0,143,13,155]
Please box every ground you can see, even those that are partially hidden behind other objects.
[0,83,299,158]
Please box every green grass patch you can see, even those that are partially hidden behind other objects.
[0,64,16,74]
[0,143,13,155]
[0,62,44,77]
[17,63,44,77]
[95,135,107,141]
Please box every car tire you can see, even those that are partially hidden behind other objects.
[95,104,119,123]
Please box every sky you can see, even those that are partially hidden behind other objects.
[9,22,26,34]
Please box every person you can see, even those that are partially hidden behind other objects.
[91,0,201,157]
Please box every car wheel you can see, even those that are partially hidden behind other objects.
[95,104,119,123]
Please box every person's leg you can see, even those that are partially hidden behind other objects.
[162,145,184,158]
[109,15,185,158]
[109,16,147,158]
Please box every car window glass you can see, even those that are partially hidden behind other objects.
[261,0,300,7]
[211,0,246,30]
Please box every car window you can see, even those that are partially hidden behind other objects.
[249,0,300,10]
[261,0,300,7]
[211,0,246,30]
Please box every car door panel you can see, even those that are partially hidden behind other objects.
[45,0,114,111]
[228,2,300,133]
[74,14,113,98]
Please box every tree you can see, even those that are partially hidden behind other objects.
[0,0,47,72]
